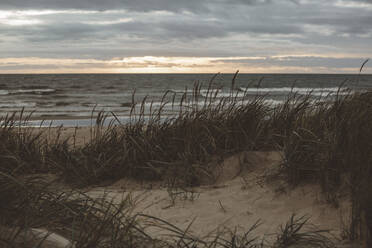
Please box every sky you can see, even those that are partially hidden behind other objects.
[0,0,371,73]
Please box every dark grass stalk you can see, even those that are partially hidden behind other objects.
[273,214,335,248]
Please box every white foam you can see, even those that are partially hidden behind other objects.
[0,101,37,108]
[13,88,56,94]
[239,87,349,95]
[0,88,57,95]
[200,89,246,98]
[0,90,9,95]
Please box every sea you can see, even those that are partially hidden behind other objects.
[0,73,372,127]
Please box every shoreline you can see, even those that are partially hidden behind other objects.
[5,113,176,127]
[8,115,123,127]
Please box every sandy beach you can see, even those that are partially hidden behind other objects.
[35,126,94,147]
[20,126,355,246]
[87,151,351,242]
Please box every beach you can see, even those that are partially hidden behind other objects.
[1,0,372,245]
[2,125,363,247]
[88,151,350,241]
[1,82,371,247]
[2,129,354,246]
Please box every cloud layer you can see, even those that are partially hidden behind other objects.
[0,0,371,73]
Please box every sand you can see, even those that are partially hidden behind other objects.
[29,126,94,147]
[0,226,73,248]
[87,151,352,245]
[12,127,358,246]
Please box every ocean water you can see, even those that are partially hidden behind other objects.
[0,73,371,127]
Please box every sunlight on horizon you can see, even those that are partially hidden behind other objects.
[0,56,369,74]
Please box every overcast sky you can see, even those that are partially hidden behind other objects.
[0,0,371,73]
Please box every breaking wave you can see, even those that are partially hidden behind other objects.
[0,88,57,96]
[239,87,350,96]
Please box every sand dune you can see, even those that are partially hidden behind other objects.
[87,151,352,245]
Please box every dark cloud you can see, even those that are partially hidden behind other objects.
[0,0,270,12]
[0,64,60,70]
[216,56,368,69]
[0,9,305,44]
[303,15,372,34]
[346,0,372,3]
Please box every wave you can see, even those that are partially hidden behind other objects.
[200,89,246,98]
[239,87,349,96]
[13,89,57,95]
[169,87,350,99]
[0,88,57,96]
[81,103,124,108]
[0,102,37,108]
[0,90,8,96]
[55,101,73,107]
[21,85,50,89]
[136,99,286,109]
[199,87,349,99]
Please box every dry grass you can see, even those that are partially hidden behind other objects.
[275,91,372,241]
[0,172,151,247]
[0,73,371,246]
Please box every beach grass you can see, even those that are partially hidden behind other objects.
[0,73,371,246]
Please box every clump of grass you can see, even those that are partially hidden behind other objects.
[278,90,372,242]
[273,214,335,248]
[275,61,372,244]
[47,76,270,187]
[0,74,271,187]
[140,214,337,248]
[0,111,47,175]
[0,171,152,248]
